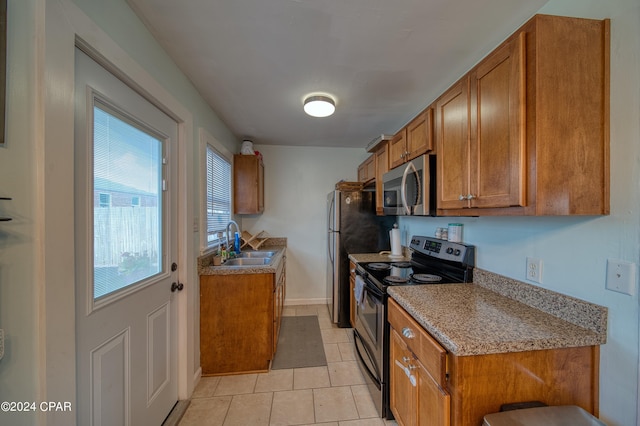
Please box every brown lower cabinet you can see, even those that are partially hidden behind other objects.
[200,256,285,375]
[388,298,600,426]
[391,329,451,426]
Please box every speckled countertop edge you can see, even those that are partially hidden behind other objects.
[198,239,286,275]
[389,283,606,356]
[349,249,411,264]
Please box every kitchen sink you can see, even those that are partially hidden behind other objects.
[223,257,272,266]
[235,250,276,258]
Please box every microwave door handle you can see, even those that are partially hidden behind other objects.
[400,163,410,215]
[400,162,419,215]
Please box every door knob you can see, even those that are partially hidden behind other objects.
[171,282,184,292]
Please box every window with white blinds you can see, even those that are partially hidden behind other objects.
[92,103,163,299]
[206,144,231,246]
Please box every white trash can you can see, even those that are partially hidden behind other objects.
[483,405,606,426]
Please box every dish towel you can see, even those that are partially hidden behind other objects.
[354,275,366,309]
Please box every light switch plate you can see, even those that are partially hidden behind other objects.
[606,259,635,296]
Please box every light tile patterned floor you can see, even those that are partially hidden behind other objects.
[179,304,398,426]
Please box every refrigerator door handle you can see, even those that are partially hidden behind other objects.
[327,192,337,232]
[327,231,335,263]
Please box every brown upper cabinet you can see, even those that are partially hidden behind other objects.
[436,77,471,211]
[437,33,525,211]
[363,135,393,215]
[357,154,376,183]
[233,154,264,214]
[436,14,610,216]
[374,142,390,215]
[389,108,434,169]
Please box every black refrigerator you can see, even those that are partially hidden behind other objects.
[326,189,395,327]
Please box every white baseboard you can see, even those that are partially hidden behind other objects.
[284,297,328,306]
[191,367,202,395]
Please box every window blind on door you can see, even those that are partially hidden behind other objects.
[92,103,163,299]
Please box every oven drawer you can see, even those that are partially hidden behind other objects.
[388,298,447,386]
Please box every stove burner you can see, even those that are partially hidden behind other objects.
[391,261,411,268]
[384,275,410,285]
[368,263,391,271]
[412,273,443,283]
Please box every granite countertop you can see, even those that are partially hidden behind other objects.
[388,282,606,356]
[198,239,286,276]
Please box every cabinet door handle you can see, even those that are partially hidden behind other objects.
[402,327,415,339]
[467,194,476,200]
[458,194,466,201]
[402,356,411,363]
[395,359,418,387]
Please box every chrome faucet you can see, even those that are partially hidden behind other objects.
[226,220,241,253]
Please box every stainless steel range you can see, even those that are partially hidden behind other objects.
[353,235,475,419]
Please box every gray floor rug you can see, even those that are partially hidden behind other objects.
[271,315,327,370]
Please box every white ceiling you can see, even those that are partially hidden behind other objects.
[126,0,548,148]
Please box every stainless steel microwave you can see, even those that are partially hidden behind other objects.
[382,154,436,216]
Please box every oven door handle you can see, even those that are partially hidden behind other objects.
[353,329,381,385]
[356,273,384,299]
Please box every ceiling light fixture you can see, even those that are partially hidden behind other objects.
[303,95,336,118]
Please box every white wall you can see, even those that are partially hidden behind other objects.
[241,145,369,303]
[0,2,40,425]
[0,0,239,425]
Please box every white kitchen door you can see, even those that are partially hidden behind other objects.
[74,47,179,426]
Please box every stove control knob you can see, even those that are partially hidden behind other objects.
[446,247,454,254]
[454,249,461,256]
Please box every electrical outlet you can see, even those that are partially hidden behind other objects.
[606,259,635,296]
[526,257,543,283]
